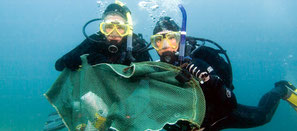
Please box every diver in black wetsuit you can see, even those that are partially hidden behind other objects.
[151,17,297,131]
[55,3,151,72]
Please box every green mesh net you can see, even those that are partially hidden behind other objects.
[45,55,206,131]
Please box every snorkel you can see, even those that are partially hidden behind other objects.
[115,0,135,61]
[175,4,191,84]
[178,4,187,64]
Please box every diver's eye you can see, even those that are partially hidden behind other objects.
[156,41,162,47]
[116,25,125,30]
[167,36,175,40]
[105,24,114,30]
[155,37,162,42]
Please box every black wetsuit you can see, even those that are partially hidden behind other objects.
[189,58,237,130]
[164,50,282,131]
[212,86,282,130]
[191,54,281,130]
[162,58,237,131]
[55,32,150,71]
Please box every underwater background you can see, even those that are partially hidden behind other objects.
[0,0,296,130]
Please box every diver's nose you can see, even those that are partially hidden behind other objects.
[110,30,119,36]
[162,40,170,48]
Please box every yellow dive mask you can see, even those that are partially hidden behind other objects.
[150,31,181,51]
[100,22,130,37]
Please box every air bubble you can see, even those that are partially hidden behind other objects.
[151,5,159,11]
[139,1,148,8]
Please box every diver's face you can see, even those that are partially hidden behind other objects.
[103,15,127,43]
[155,31,179,56]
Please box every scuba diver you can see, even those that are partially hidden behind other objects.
[45,2,151,131]
[150,16,297,131]
[151,16,236,131]
[54,3,151,72]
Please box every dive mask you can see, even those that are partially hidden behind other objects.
[150,31,181,51]
[100,22,130,37]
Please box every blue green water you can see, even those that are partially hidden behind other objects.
[0,0,296,130]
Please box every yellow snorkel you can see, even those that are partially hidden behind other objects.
[115,0,135,61]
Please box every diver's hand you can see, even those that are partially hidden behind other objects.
[185,62,212,84]
[161,120,200,131]
[62,56,82,71]
[275,80,293,88]
[87,53,109,65]
[274,80,296,98]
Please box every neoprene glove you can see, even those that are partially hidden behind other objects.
[185,60,226,91]
[161,120,200,131]
[61,55,82,71]
[185,61,213,84]
[86,53,109,65]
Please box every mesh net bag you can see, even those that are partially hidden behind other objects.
[45,55,206,131]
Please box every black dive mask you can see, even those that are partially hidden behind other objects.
[160,51,178,64]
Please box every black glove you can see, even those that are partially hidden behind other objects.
[274,80,296,98]
[275,80,295,89]
[185,62,212,84]
[58,55,82,71]
[87,53,109,65]
[162,120,200,131]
